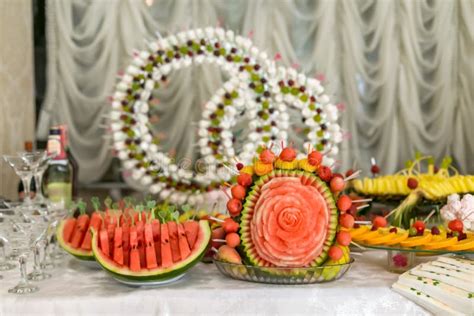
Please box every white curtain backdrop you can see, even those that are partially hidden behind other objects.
[38,0,474,184]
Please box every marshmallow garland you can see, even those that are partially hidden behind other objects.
[110,27,343,204]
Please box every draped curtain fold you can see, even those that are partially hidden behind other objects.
[38,0,474,184]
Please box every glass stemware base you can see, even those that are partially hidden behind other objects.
[8,281,39,294]
[27,270,52,281]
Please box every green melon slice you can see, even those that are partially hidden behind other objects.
[56,219,95,261]
[91,220,210,282]
[240,170,338,268]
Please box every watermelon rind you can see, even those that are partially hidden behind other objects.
[56,219,95,261]
[240,170,338,270]
[91,220,211,282]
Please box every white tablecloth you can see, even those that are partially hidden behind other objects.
[0,251,428,316]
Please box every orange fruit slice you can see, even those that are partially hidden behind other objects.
[354,228,388,242]
[383,231,409,246]
[400,233,432,248]
[422,237,458,250]
[446,238,474,251]
[365,228,401,245]
[349,226,370,239]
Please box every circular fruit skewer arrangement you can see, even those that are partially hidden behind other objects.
[213,144,355,280]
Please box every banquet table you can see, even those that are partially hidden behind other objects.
[0,251,428,316]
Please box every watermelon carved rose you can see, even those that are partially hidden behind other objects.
[249,177,331,267]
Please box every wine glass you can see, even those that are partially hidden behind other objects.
[3,155,34,208]
[26,206,52,281]
[31,152,54,206]
[5,208,49,294]
[0,209,17,272]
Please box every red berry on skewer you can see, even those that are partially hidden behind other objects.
[389,227,398,233]
[259,149,276,164]
[236,163,244,170]
[407,178,418,189]
[370,164,380,175]
[430,227,440,235]
[372,216,387,228]
[345,169,355,177]
[227,199,242,217]
[222,218,239,233]
[328,246,343,261]
[318,165,333,182]
[237,173,252,187]
[337,195,352,212]
[308,150,323,166]
[448,219,463,232]
[339,213,355,229]
[231,185,246,200]
[336,231,351,246]
[413,220,425,234]
[330,176,345,193]
[225,233,240,248]
[279,147,297,161]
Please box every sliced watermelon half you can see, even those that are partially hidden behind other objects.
[91,220,211,282]
[56,218,95,261]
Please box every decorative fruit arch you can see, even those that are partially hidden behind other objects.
[110,27,342,204]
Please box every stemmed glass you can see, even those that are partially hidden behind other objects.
[0,209,17,272]
[31,152,54,206]
[18,151,47,206]
[5,208,50,294]
[3,155,34,208]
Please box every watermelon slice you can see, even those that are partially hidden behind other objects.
[129,226,141,272]
[56,218,94,261]
[91,220,211,282]
[113,226,123,265]
[177,224,191,260]
[240,170,338,268]
[160,223,173,268]
[183,221,199,249]
[81,212,102,251]
[70,214,90,248]
[151,219,161,266]
[167,222,181,262]
[144,223,158,269]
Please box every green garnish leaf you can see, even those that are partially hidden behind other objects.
[91,197,100,211]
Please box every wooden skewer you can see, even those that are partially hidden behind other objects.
[350,241,366,251]
[423,209,436,223]
[212,239,226,243]
[461,210,474,221]
[344,170,361,182]
[211,247,219,253]
[384,208,398,219]
[208,216,224,223]
[354,220,371,225]
[352,198,372,203]
[356,204,370,211]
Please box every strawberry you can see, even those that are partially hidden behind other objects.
[318,165,332,182]
[231,185,246,200]
[328,246,343,261]
[448,219,463,232]
[336,231,351,246]
[339,213,355,229]
[237,173,252,187]
[279,147,297,161]
[259,149,276,164]
[226,199,242,217]
[308,150,323,166]
[330,176,345,192]
[372,216,387,228]
[413,220,425,233]
[337,195,352,212]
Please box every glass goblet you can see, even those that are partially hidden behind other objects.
[0,209,17,271]
[25,207,52,281]
[31,152,54,206]
[6,209,49,294]
[3,155,34,208]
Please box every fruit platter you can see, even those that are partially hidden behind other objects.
[57,198,211,286]
[211,144,355,284]
[350,153,474,228]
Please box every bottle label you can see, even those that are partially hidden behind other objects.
[47,128,67,160]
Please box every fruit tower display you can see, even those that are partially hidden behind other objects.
[215,144,353,276]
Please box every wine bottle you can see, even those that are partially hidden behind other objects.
[43,126,74,209]
[58,124,79,198]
